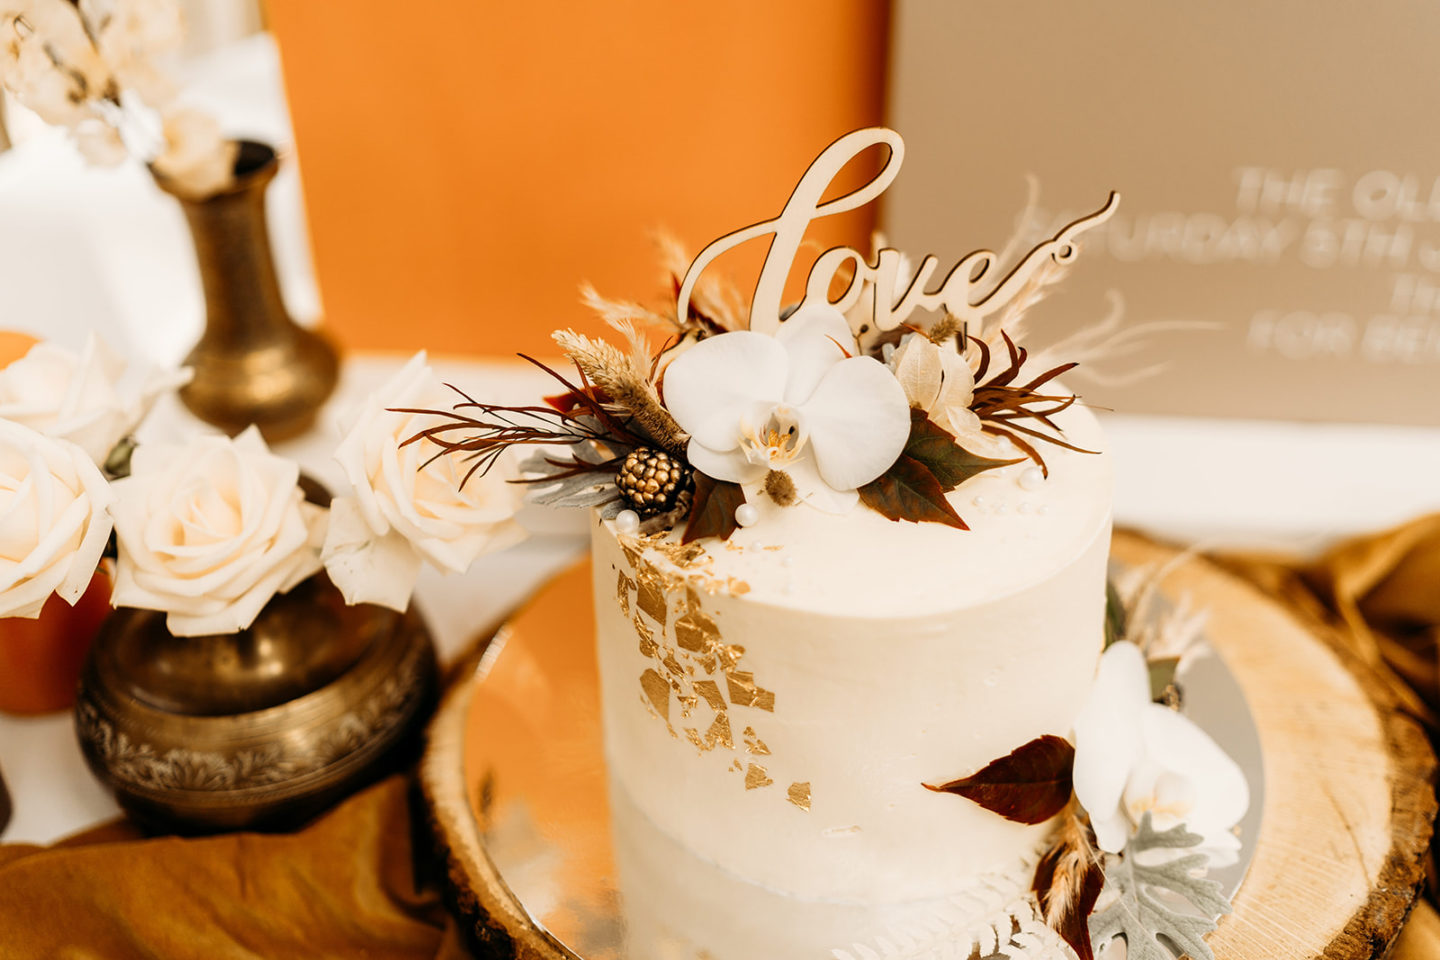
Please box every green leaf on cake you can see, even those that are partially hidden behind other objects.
[902,409,1021,492]
[681,472,746,543]
[1089,813,1233,960]
[858,455,968,529]
[1103,578,1128,649]
[924,734,1074,824]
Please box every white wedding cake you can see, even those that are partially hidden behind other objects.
[435,127,1248,960]
[590,399,1111,904]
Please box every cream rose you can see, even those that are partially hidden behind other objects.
[0,334,190,467]
[322,352,526,612]
[109,426,325,636]
[0,419,114,618]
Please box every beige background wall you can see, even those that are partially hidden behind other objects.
[884,2,1440,425]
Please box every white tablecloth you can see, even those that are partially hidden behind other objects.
[4,34,1440,847]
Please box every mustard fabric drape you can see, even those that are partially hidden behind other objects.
[1,516,1438,958]
[0,776,471,958]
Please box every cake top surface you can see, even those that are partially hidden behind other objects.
[598,395,1111,618]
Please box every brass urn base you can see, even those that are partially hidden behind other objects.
[74,572,437,834]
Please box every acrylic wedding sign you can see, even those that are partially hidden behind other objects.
[675,126,1120,336]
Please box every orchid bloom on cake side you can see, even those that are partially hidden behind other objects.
[1072,640,1249,863]
[322,352,527,613]
[662,304,910,513]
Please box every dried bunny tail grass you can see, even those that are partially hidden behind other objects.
[605,316,654,382]
[926,312,966,345]
[579,282,675,332]
[552,328,688,454]
[1028,291,1222,388]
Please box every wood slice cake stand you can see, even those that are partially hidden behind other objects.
[419,532,1437,959]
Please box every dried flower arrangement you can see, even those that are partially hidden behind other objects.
[923,566,1245,960]
[0,0,237,197]
[410,229,1107,543]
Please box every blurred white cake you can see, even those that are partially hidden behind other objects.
[589,397,1112,906]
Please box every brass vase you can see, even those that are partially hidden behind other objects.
[157,141,338,442]
[73,572,438,834]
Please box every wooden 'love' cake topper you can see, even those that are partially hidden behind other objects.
[676,127,1120,335]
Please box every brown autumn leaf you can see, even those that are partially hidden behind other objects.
[903,409,1022,491]
[1032,808,1106,960]
[682,471,746,543]
[858,455,968,529]
[923,734,1074,824]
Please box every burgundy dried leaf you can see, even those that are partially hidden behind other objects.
[858,455,968,530]
[681,472,746,544]
[1032,811,1105,960]
[924,734,1074,824]
[903,409,1022,492]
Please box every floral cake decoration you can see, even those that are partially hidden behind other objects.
[408,127,1246,960]
[407,128,1118,542]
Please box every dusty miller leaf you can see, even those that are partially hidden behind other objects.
[1089,814,1232,960]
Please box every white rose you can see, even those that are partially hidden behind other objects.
[0,334,190,466]
[323,352,527,612]
[109,426,325,636]
[0,419,114,618]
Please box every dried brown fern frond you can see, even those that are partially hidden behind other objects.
[553,328,688,454]
[969,331,1097,477]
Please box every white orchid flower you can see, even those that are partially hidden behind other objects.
[1073,640,1249,864]
[663,304,910,513]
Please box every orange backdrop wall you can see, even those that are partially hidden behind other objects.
[265,3,891,358]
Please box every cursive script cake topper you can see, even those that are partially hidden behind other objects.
[675,127,1120,336]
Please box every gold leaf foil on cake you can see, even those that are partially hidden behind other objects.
[717,644,746,672]
[787,782,812,811]
[640,669,670,721]
[694,680,727,711]
[675,609,720,652]
[742,726,771,755]
[753,688,776,712]
[661,652,684,680]
[726,671,758,707]
[616,570,634,618]
[706,713,733,750]
[636,572,668,627]
[632,615,658,659]
[745,763,773,790]
[684,727,706,752]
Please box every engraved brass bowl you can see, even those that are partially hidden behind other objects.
[74,571,437,834]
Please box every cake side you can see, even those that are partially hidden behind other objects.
[589,405,1112,902]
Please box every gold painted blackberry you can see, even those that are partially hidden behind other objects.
[616,448,690,516]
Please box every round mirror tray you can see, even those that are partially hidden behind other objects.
[421,532,1434,960]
